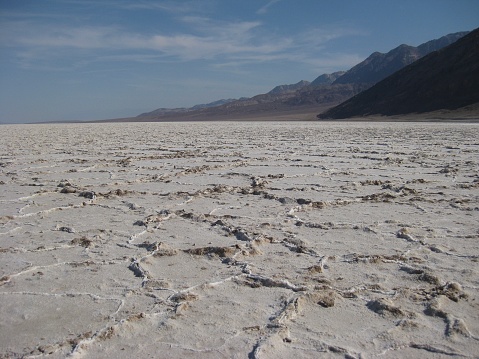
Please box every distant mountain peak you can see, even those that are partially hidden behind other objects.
[310,71,346,86]
[267,80,311,95]
[333,31,468,85]
[137,98,237,117]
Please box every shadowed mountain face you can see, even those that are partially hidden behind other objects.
[318,28,479,119]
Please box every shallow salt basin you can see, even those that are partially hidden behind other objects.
[0,121,478,358]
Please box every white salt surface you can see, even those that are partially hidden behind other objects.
[0,121,478,358]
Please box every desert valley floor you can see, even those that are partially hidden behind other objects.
[0,121,478,358]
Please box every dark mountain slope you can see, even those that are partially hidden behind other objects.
[319,28,479,119]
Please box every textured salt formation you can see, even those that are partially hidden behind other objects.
[0,121,478,358]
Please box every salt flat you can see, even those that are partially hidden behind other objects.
[0,121,478,358]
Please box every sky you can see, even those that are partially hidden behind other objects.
[0,0,478,123]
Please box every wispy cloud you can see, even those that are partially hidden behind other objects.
[180,16,261,37]
[256,0,282,15]
[118,0,203,14]
[1,10,363,73]
[3,19,285,60]
[14,25,120,49]
[37,0,202,13]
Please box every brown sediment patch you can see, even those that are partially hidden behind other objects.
[304,290,337,308]
[100,189,134,198]
[367,298,404,317]
[60,186,77,194]
[184,245,239,258]
[170,292,199,303]
[307,265,324,274]
[71,236,93,248]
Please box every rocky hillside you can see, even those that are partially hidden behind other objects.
[318,28,479,119]
[268,80,310,95]
[310,71,346,86]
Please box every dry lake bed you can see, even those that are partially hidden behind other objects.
[0,121,478,358]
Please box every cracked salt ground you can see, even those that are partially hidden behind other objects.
[1,122,478,358]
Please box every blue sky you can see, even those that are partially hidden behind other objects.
[0,0,478,123]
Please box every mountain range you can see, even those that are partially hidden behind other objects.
[135,30,472,121]
[319,28,479,119]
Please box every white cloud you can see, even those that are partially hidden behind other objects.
[118,0,203,13]
[257,0,282,15]
[180,16,261,37]
[4,19,286,60]
[1,12,363,73]
[16,26,119,49]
